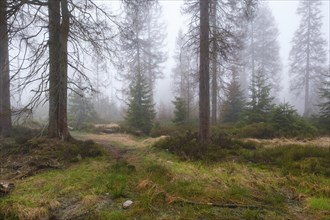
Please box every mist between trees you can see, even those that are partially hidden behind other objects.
[0,0,329,140]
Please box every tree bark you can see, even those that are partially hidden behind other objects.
[0,0,12,137]
[48,0,70,140]
[211,0,217,125]
[59,0,69,139]
[304,0,311,117]
[199,0,210,144]
[251,21,255,88]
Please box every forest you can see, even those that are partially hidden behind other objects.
[0,0,329,219]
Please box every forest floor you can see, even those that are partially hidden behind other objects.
[0,132,329,219]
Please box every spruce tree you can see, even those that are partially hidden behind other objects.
[242,4,282,97]
[172,97,187,125]
[318,68,330,131]
[172,30,196,121]
[289,0,327,116]
[126,72,155,134]
[68,89,99,129]
[221,72,245,123]
[245,69,274,122]
[119,0,166,91]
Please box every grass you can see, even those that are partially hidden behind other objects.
[1,133,329,219]
[309,197,330,211]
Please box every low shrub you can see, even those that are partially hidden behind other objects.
[153,131,203,160]
[11,126,41,144]
[72,122,96,132]
[153,131,259,161]
[65,139,104,161]
[270,105,317,138]
[223,103,319,139]
[154,131,329,176]
[150,122,181,137]
[117,122,145,136]
[237,122,275,139]
[150,120,199,138]
[235,118,317,139]
[243,145,330,176]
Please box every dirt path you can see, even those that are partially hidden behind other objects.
[72,132,166,161]
[72,133,128,161]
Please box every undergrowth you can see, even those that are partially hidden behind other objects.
[1,132,329,219]
[153,131,330,177]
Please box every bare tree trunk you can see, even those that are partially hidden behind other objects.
[147,18,152,90]
[211,0,217,125]
[59,0,69,139]
[304,1,311,117]
[199,0,210,144]
[251,21,255,86]
[48,0,61,138]
[48,0,69,140]
[0,0,12,137]
[187,57,191,121]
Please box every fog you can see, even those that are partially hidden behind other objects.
[9,0,330,119]
[154,0,330,113]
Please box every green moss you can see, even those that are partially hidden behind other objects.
[309,197,330,211]
[97,211,126,220]
[1,133,329,220]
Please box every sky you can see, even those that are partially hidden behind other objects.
[12,0,330,115]
[154,0,330,111]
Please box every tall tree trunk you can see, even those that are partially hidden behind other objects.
[304,1,311,117]
[48,0,61,138]
[211,0,217,125]
[48,0,69,140]
[251,21,255,85]
[59,0,69,139]
[187,57,191,121]
[250,21,256,104]
[0,0,12,137]
[147,17,153,91]
[199,0,210,144]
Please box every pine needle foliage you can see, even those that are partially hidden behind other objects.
[126,72,156,135]
[221,74,246,123]
[244,69,274,123]
[172,97,187,125]
[318,69,330,132]
[68,91,99,129]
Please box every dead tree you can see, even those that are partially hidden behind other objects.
[0,0,12,137]
[7,0,118,140]
[199,0,210,143]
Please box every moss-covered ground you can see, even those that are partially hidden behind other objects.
[0,133,329,219]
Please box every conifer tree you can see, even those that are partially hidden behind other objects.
[184,0,256,143]
[221,71,245,123]
[68,78,99,129]
[245,69,274,122]
[68,91,99,130]
[318,68,330,131]
[242,4,282,97]
[119,0,166,91]
[172,97,187,125]
[289,0,327,116]
[172,30,197,121]
[126,72,155,134]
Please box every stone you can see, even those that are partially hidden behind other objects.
[123,200,133,209]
